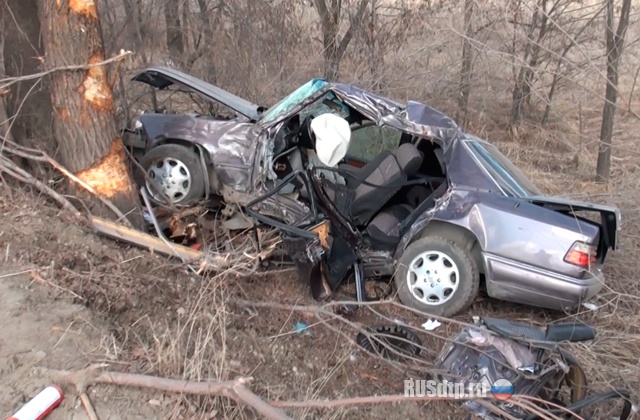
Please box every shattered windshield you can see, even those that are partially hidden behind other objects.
[259,78,328,124]
[465,139,542,198]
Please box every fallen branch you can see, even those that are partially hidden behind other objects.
[35,366,292,420]
[90,215,230,269]
[80,392,99,420]
[269,392,562,420]
[0,154,83,220]
[0,51,133,91]
[31,270,85,301]
[1,136,132,228]
[270,393,492,408]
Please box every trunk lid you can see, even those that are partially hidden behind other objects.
[526,196,621,253]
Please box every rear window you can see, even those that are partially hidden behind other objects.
[464,139,542,197]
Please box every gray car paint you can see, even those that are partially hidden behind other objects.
[129,67,621,311]
[132,66,264,121]
[137,113,260,193]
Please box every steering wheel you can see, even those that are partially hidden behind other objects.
[297,114,316,149]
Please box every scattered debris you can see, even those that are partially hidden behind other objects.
[582,302,600,311]
[293,321,311,335]
[421,319,442,331]
[8,385,63,420]
[435,317,633,419]
[356,325,422,361]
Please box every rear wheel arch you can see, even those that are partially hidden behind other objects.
[416,221,484,275]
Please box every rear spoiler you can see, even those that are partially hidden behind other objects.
[527,196,621,251]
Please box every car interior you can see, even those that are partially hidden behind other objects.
[269,93,449,252]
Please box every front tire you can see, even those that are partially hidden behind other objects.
[394,236,479,317]
[137,143,206,206]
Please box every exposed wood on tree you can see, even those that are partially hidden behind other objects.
[596,0,632,183]
[36,0,144,228]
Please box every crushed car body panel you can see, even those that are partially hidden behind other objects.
[137,113,260,193]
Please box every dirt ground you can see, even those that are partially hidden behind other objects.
[0,268,166,419]
[0,190,462,419]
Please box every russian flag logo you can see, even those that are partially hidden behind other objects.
[491,379,514,401]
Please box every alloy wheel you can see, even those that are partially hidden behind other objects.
[406,250,460,305]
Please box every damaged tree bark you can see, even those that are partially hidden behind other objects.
[36,0,144,228]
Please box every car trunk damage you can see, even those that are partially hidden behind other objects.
[527,196,621,254]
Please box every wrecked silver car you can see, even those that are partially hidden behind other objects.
[123,66,621,317]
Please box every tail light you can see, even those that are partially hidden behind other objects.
[564,241,597,268]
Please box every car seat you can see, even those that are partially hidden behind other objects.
[346,143,423,226]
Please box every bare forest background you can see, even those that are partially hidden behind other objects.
[2,0,640,185]
[1,0,640,418]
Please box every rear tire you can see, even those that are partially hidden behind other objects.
[136,143,206,206]
[394,236,479,317]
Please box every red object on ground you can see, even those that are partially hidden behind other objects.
[191,243,202,250]
[7,385,63,420]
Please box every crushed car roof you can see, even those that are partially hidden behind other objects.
[328,83,462,143]
[132,66,463,142]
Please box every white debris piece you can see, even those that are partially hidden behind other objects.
[421,319,442,331]
[582,302,599,311]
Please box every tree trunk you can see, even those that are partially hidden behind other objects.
[123,0,144,52]
[2,0,53,162]
[510,0,548,125]
[0,7,15,146]
[36,0,144,228]
[314,0,369,81]
[455,0,474,127]
[164,0,184,64]
[542,3,605,126]
[596,0,631,183]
